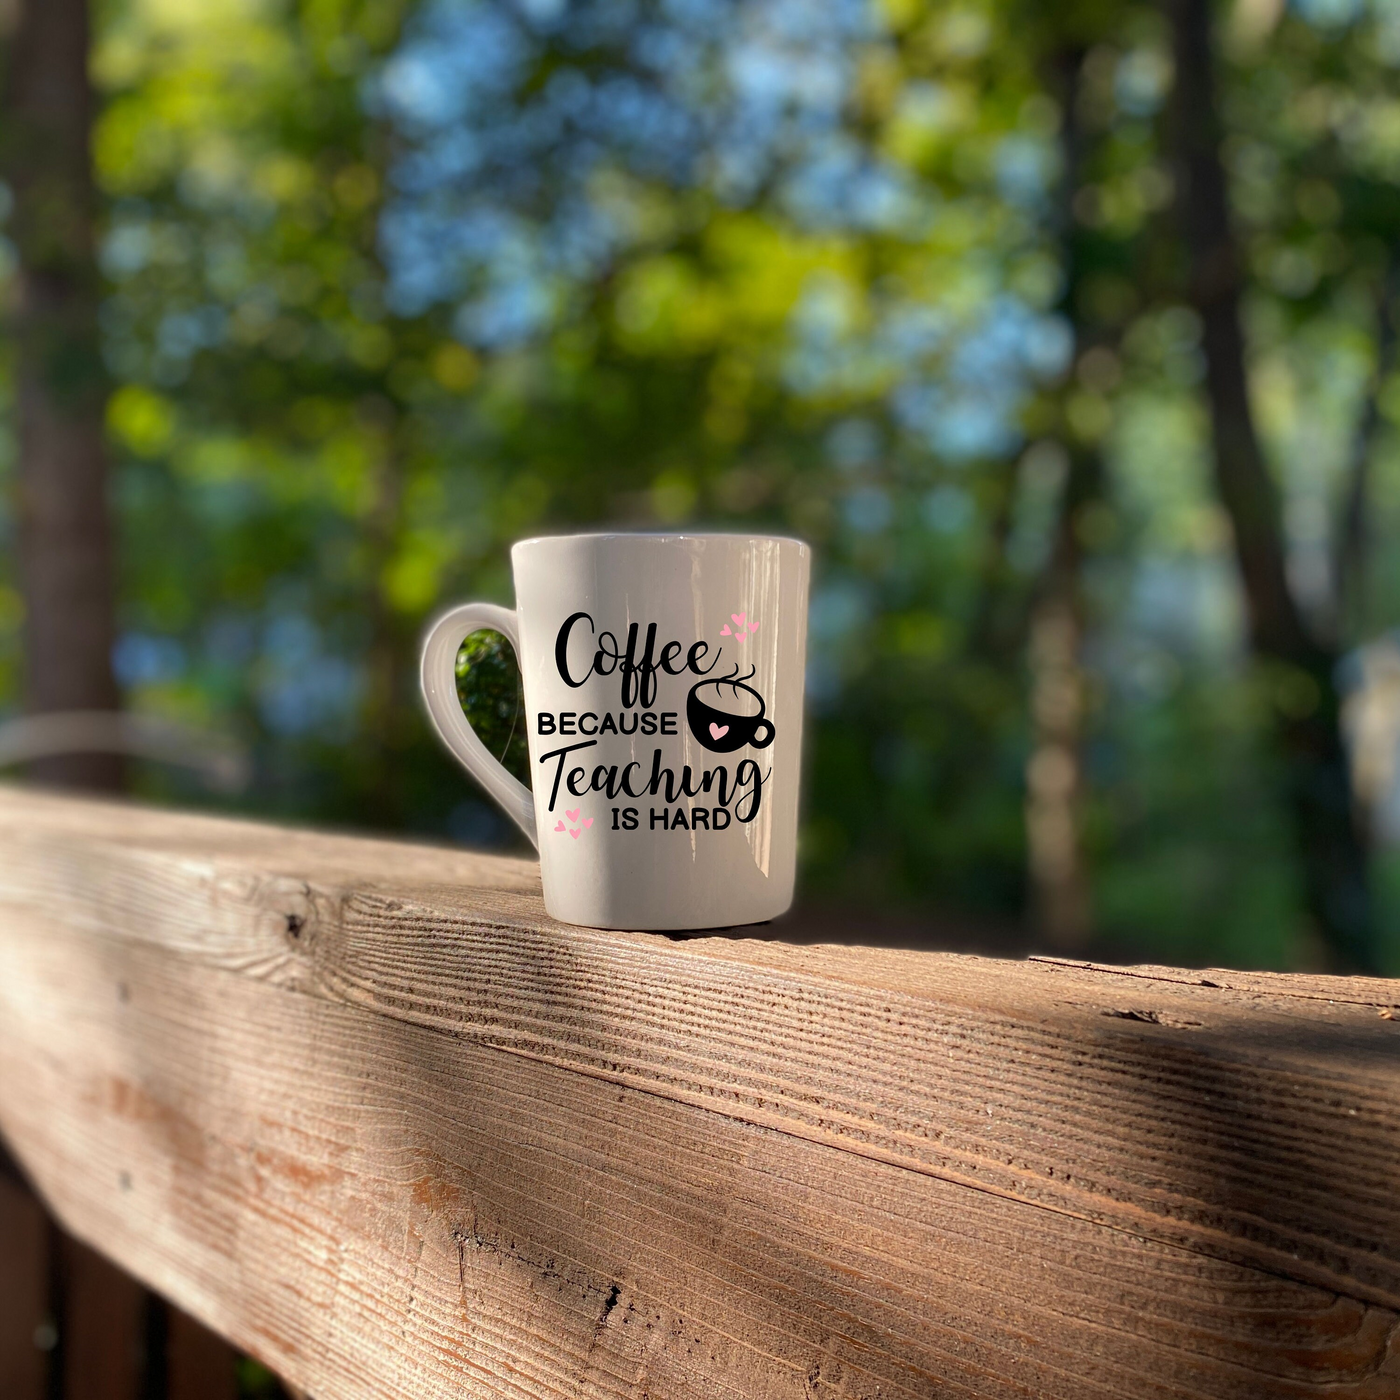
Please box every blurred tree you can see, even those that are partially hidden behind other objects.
[1337,249,1397,636]
[1016,0,1172,949]
[1168,0,1374,969]
[1023,34,1105,952]
[2,0,121,790]
[94,0,450,831]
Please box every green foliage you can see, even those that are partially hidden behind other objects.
[455,630,528,785]
[235,1356,286,1400]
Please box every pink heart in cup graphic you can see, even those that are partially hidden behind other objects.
[688,666,776,753]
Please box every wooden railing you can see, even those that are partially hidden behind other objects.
[1,785,1398,1399]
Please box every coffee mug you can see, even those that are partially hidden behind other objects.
[420,532,810,930]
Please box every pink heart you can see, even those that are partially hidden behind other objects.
[565,808,580,822]
[569,828,581,839]
[583,817,593,828]
[554,820,565,832]
[748,619,760,632]
[731,612,746,626]
[720,624,732,636]
[709,722,729,740]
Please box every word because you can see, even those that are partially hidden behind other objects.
[537,711,678,737]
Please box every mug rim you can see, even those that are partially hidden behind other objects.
[512,529,809,552]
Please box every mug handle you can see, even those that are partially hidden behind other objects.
[750,718,776,749]
[420,602,537,848]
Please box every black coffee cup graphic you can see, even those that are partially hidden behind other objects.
[687,669,775,753]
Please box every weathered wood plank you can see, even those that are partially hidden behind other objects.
[0,786,1398,1398]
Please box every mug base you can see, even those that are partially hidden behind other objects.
[542,892,794,933]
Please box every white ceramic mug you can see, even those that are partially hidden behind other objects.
[420,532,810,930]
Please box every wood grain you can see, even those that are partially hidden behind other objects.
[1,785,1398,1398]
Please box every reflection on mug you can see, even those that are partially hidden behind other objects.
[686,667,776,753]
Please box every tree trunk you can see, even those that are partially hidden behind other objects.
[3,0,122,792]
[356,426,412,829]
[1336,249,1399,639]
[1168,0,1375,970]
[1023,44,1103,952]
[1026,446,1099,950]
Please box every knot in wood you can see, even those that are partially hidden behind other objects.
[255,876,320,951]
